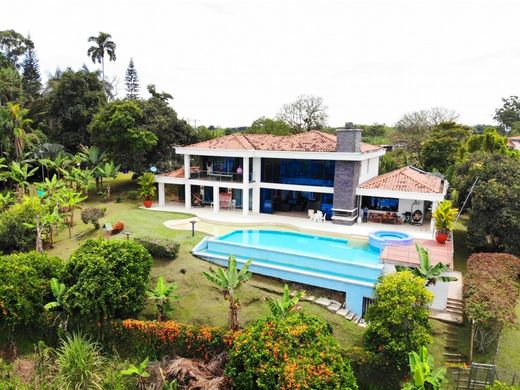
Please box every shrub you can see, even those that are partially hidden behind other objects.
[134,237,179,260]
[486,382,520,390]
[127,190,139,200]
[62,239,152,320]
[0,252,63,329]
[0,197,40,253]
[464,253,520,352]
[80,207,106,229]
[225,312,358,390]
[364,272,433,378]
[55,333,106,390]
[112,221,125,233]
[112,319,232,360]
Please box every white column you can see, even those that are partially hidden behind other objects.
[242,157,250,215]
[185,184,191,209]
[213,185,220,213]
[158,182,165,206]
[430,200,438,236]
[184,154,191,209]
[252,157,261,213]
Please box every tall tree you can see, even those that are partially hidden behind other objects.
[87,32,116,83]
[247,117,292,135]
[420,121,471,175]
[0,30,34,69]
[494,95,520,132]
[6,102,32,160]
[0,66,23,104]
[394,107,459,163]
[125,58,139,99]
[44,68,107,151]
[21,41,42,99]
[277,94,328,132]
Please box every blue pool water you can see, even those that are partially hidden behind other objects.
[219,229,381,265]
[192,229,384,316]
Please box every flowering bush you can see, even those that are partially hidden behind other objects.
[225,312,358,389]
[112,221,124,233]
[111,319,234,360]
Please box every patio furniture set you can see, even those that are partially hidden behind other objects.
[308,209,327,223]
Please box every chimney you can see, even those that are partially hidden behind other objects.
[336,122,362,153]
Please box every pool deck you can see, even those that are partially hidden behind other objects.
[147,202,435,240]
[382,238,454,269]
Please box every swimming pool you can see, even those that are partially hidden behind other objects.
[192,229,384,316]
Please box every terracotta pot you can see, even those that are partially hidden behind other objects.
[435,231,449,244]
[143,200,153,208]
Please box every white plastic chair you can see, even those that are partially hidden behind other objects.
[231,199,236,210]
[308,209,315,220]
[316,210,326,223]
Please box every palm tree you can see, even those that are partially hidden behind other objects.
[396,244,458,287]
[267,284,305,318]
[6,102,32,160]
[87,32,116,83]
[147,276,179,321]
[203,256,252,331]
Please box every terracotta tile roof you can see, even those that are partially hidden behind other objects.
[358,166,445,194]
[164,166,200,178]
[183,130,381,153]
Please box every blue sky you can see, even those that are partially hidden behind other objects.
[3,0,520,128]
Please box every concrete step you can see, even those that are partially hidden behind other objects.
[345,311,355,321]
[327,302,342,313]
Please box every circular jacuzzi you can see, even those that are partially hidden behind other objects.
[368,230,414,251]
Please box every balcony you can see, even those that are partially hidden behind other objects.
[189,170,254,183]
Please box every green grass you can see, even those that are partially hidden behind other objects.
[495,301,520,375]
[452,215,472,273]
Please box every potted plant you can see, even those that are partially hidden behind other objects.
[138,172,156,208]
[432,200,458,244]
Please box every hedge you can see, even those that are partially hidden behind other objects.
[109,319,234,360]
[134,237,179,260]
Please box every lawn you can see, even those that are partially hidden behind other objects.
[45,175,498,373]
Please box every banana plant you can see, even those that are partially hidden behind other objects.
[120,357,151,388]
[203,256,252,331]
[402,346,446,390]
[0,191,14,209]
[44,278,66,311]
[146,276,179,321]
[395,244,458,287]
[9,161,38,200]
[267,284,305,318]
[56,187,87,237]
[96,161,120,199]
[38,174,65,201]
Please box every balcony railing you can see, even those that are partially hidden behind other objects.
[189,170,254,183]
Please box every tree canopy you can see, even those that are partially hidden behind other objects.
[277,94,328,132]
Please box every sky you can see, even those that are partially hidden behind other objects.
[3,0,520,128]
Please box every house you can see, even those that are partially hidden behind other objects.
[507,135,520,150]
[154,124,448,232]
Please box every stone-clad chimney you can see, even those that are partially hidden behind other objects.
[332,122,362,225]
[336,122,362,153]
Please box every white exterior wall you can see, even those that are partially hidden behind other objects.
[358,157,380,185]
[397,198,424,216]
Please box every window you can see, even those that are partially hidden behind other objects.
[361,196,399,212]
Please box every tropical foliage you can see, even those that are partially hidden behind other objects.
[62,239,152,320]
[147,276,179,321]
[396,244,457,287]
[266,284,304,318]
[226,312,358,390]
[203,256,252,331]
[464,253,520,352]
[364,272,433,377]
[402,346,446,390]
[432,200,458,235]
